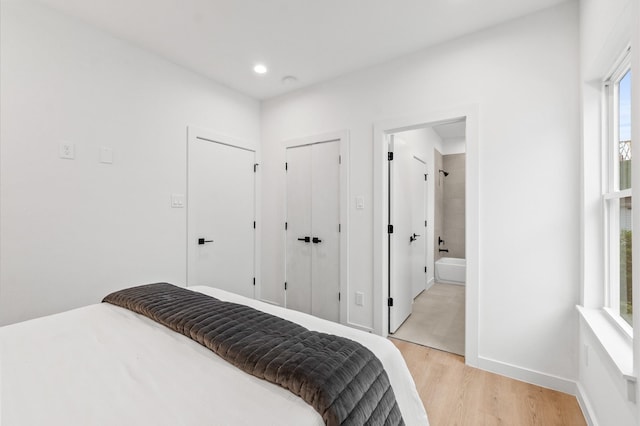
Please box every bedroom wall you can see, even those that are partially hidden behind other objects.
[261,1,581,389]
[0,0,261,325]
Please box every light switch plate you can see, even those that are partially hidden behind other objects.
[171,194,185,208]
[355,292,364,306]
[356,196,365,210]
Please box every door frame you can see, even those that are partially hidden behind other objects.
[186,125,261,298]
[373,105,479,367]
[283,130,350,325]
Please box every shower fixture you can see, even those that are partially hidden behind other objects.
[439,169,449,177]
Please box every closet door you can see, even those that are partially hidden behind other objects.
[310,141,340,322]
[285,146,312,314]
[285,141,340,322]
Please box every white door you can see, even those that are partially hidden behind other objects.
[310,142,341,322]
[188,136,255,298]
[286,141,340,322]
[389,136,413,333]
[285,145,312,314]
[411,156,427,299]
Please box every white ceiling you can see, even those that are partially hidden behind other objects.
[433,120,466,141]
[36,0,570,100]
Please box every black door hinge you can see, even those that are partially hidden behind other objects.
[285,162,288,171]
[338,223,341,233]
[285,222,288,230]
[253,221,256,229]
[339,155,342,164]
[424,173,427,181]
[425,220,427,227]
[388,297,394,307]
[338,292,341,301]
[388,224,394,234]
[388,152,393,161]
[253,277,256,286]
[424,266,427,273]
[254,163,259,172]
[284,282,287,290]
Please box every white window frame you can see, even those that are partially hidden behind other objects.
[603,47,633,335]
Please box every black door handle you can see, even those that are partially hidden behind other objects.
[198,238,213,245]
[297,236,311,243]
[312,237,322,244]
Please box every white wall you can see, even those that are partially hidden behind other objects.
[0,0,261,325]
[579,0,639,423]
[440,138,466,155]
[261,1,580,387]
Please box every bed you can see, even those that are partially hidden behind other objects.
[0,284,428,425]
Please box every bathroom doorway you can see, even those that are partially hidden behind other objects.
[387,119,467,356]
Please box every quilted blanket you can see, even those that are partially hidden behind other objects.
[103,283,404,426]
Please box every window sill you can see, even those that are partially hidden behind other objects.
[577,306,635,387]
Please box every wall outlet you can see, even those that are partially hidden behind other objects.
[99,146,113,164]
[59,143,75,159]
[584,344,589,367]
[355,292,364,306]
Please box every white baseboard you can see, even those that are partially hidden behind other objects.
[477,356,577,395]
[426,278,435,291]
[575,382,598,426]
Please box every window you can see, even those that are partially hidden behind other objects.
[604,50,632,328]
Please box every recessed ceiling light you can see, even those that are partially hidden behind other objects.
[253,64,267,74]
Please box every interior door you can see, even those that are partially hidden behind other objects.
[285,145,313,314]
[310,141,340,322]
[411,156,427,299]
[285,141,340,322]
[389,136,413,333]
[188,136,255,298]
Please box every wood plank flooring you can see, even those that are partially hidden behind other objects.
[392,339,586,426]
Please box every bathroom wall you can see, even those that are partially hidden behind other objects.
[443,153,466,258]
[434,149,444,260]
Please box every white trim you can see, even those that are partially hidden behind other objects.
[282,130,350,326]
[578,305,634,379]
[373,104,479,367]
[576,382,599,426]
[185,125,261,298]
[477,356,578,395]
[603,188,632,200]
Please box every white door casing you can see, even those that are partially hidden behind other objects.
[389,136,413,333]
[187,130,256,299]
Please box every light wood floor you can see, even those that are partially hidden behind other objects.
[392,339,586,426]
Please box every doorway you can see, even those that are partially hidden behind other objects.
[388,123,466,355]
[187,127,257,299]
[373,105,479,366]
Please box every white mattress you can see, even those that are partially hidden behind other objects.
[0,286,428,425]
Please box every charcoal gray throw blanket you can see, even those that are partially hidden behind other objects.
[103,283,404,426]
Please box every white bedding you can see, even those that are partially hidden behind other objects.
[0,286,428,425]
